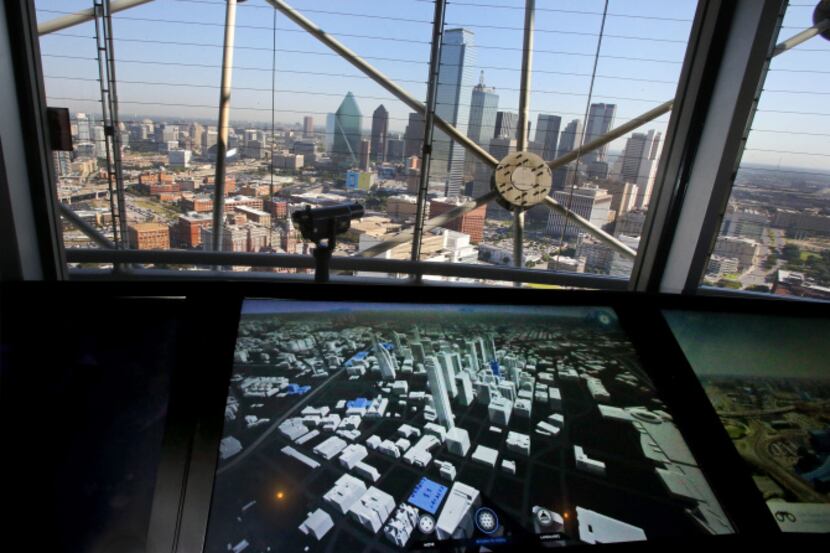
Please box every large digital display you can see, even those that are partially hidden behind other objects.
[665,310,830,533]
[204,301,733,552]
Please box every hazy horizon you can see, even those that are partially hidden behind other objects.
[35,0,830,171]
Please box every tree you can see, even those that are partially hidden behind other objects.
[716,278,742,290]
[746,284,770,292]
[781,244,801,263]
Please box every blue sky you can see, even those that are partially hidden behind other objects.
[36,0,830,170]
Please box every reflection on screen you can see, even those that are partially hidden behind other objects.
[664,310,830,534]
[204,301,733,552]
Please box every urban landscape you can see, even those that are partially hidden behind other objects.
[206,302,733,552]
[665,310,830,533]
[698,374,830,529]
[39,0,830,293]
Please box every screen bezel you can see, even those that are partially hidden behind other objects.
[168,282,830,552]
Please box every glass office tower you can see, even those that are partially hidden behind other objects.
[431,28,476,198]
[332,91,363,167]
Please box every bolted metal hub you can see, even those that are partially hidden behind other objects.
[492,151,553,210]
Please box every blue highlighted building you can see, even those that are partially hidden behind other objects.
[490,360,501,377]
[347,397,371,410]
[285,384,311,396]
[407,477,448,515]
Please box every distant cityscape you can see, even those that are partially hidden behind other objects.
[52,25,830,294]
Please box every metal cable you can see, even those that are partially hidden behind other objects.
[557,0,609,255]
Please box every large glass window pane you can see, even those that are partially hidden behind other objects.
[415,0,697,286]
[37,0,432,277]
[701,2,830,300]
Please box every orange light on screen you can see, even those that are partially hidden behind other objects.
[563,512,569,520]
[275,491,285,501]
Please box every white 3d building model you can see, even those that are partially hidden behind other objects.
[349,486,396,533]
[436,481,482,540]
[425,356,455,429]
[574,445,606,476]
[445,427,471,457]
[576,507,646,544]
[299,509,334,540]
[383,503,420,546]
[323,473,367,514]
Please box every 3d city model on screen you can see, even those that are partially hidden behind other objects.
[665,311,830,534]
[205,301,734,553]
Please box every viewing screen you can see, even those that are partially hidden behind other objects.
[204,300,733,552]
[665,310,830,534]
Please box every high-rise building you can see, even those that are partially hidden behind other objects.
[359,139,371,171]
[545,186,612,240]
[373,335,398,380]
[332,92,362,167]
[558,119,583,158]
[465,72,499,178]
[386,138,405,163]
[493,111,517,140]
[467,72,498,148]
[553,119,583,190]
[403,112,425,159]
[94,125,108,159]
[584,103,616,163]
[75,112,92,142]
[303,116,314,138]
[202,127,217,154]
[425,356,454,429]
[325,113,336,152]
[532,114,562,161]
[371,105,389,163]
[618,130,661,209]
[431,28,476,197]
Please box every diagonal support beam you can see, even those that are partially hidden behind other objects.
[59,203,115,249]
[772,17,830,56]
[37,0,154,35]
[357,192,497,258]
[547,100,674,171]
[265,0,497,168]
[542,196,636,258]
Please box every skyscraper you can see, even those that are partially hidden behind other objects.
[371,105,389,163]
[532,114,562,161]
[303,116,314,138]
[425,356,455,429]
[558,118,583,158]
[386,138,405,163]
[359,139,371,171]
[493,111,517,140]
[431,28,476,197]
[619,129,661,209]
[403,112,425,159]
[325,113,336,152]
[583,103,616,163]
[552,119,583,190]
[332,92,362,167]
[467,72,498,147]
[75,112,92,142]
[465,72,499,180]
[374,335,398,380]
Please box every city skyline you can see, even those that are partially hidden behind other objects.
[35,0,830,171]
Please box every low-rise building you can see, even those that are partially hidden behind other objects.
[128,222,170,250]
